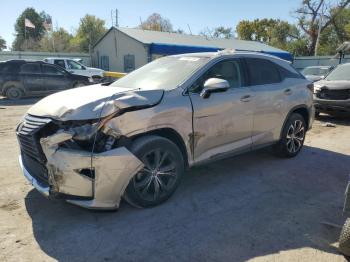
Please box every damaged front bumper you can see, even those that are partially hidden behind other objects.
[19,131,143,210]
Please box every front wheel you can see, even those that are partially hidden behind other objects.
[339,218,350,256]
[273,113,306,158]
[124,136,184,208]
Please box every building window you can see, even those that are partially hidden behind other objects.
[100,56,109,71]
[124,54,135,72]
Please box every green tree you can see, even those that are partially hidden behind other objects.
[139,13,173,32]
[72,15,107,53]
[12,7,47,51]
[236,19,308,55]
[0,36,6,51]
[39,28,77,52]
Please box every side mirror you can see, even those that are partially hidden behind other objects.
[200,78,230,98]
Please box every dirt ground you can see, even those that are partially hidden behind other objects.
[0,97,349,262]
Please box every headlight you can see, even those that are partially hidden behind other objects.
[314,85,323,93]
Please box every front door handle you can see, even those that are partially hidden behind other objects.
[284,88,292,95]
[240,95,251,102]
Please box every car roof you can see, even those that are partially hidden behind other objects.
[304,65,332,69]
[170,50,290,63]
[45,57,76,60]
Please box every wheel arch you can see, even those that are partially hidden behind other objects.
[2,81,25,95]
[280,105,310,140]
[130,128,189,169]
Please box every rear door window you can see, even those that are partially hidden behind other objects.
[20,63,41,74]
[54,60,66,69]
[42,64,65,75]
[245,58,281,85]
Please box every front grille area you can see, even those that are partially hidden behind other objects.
[316,89,350,100]
[17,115,52,185]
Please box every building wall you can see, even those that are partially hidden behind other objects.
[0,51,91,65]
[293,55,350,70]
[93,29,149,72]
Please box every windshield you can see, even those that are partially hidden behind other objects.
[325,64,350,81]
[111,56,209,90]
[302,67,330,76]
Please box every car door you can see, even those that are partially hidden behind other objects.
[41,64,71,92]
[244,58,288,147]
[189,58,254,163]
[19,63,44,93]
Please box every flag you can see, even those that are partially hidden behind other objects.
[24,18,35,29]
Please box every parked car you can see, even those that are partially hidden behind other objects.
[16,51,314,210]
[313,63,350,116]
[338,178,350,256]
[44,57,104,81]
[0,60,92,100]
[301,66,333,82]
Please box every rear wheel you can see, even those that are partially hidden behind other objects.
[273,113,306,158]
[5,86,23,100]
[124,136,184,208]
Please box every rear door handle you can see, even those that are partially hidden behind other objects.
[284,88,292,95]
[240,95,251,102]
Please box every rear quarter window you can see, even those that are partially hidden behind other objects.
[245,58,281,85]
[0,63,20,74]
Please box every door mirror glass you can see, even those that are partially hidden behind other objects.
[200,78,230,98]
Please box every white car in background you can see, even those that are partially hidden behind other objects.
[44,58,104,81]
[301,66,333,82]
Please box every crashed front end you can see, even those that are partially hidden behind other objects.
[17,114,143,209]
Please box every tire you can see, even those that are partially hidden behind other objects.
[339,218,350,256]
[73,82,85,88]
[273,113,306,158]
[5,86,23,100]
[124,135,185,208]
[92,76,102,82]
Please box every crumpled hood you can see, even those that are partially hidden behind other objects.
[27,84,164,121]
[315,80,350,90]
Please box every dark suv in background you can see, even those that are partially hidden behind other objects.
[0,60,92,100]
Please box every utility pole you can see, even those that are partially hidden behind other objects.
[115,9,119,27]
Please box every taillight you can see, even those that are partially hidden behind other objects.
[307,83,314,93]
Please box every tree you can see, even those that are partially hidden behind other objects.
[213,27,233,39]
[72,15,107,53]
[12,7,47,51]
[139,13,173,32]
[294,0,350,55]
[236,19,309,55]
[0,36,6,51]
[39,28,77,52]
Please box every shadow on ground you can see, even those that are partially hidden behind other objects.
[0,97,41,107]
[25,146,350,262]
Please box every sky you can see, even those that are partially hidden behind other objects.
[0,0,299,49]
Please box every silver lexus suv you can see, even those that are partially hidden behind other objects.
[16,50,314,210]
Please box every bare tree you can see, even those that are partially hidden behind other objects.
[139,13,173,32]
[295,0,350,55]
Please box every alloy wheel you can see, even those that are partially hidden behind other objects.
[286,119,305,153]
[132,148,177,201]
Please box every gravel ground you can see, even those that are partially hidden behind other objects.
[0,97,349,262]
